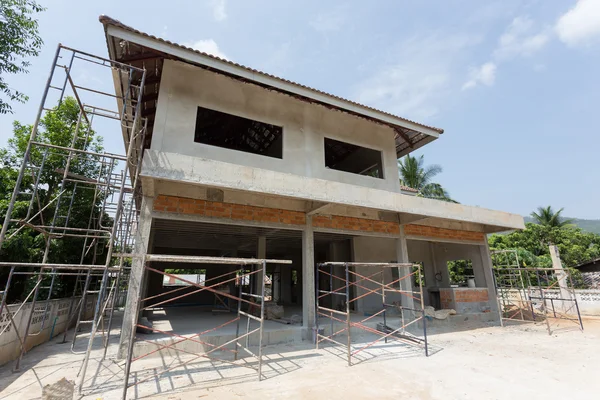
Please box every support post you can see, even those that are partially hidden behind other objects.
[479,240,500,315]
[117,196,153,359]
[549,245,571,312]
[396,226,414,316]
[255,236,266,296]
[302,215,315,340]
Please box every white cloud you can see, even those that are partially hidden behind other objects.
[463,16,548,91]
[353,34,481,119]
[556,0,600,46]
[462,62,497,90]
[493,16,550,60]
[184,39,227,59]
[210,0,227,22]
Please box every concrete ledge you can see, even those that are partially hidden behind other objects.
[140,150,525,233]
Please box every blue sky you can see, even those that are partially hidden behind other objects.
[1,0,599,218]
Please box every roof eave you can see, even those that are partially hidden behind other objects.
[103,23,442,140]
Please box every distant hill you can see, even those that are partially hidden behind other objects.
[524,217,600,235]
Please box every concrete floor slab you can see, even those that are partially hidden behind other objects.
[1,313,598,400]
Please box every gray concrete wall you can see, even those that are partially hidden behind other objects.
[406,240,435,306]
[348,236,498,315]
[151,60,401,192]
[0,295,98,367]
[351,237,398,314]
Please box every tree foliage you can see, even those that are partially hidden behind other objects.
[397,154,457,203]
[0,97,108,301]
[489,223,600,269]
[530,206,574,228]
[0,0,44,114]
[489,222,600,288]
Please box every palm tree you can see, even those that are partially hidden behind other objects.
[397,154,457,202]
[530,206,574,228]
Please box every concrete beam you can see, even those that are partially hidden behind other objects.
[398,213,430,225]
[140,151,525,232]
[306,201,331,215]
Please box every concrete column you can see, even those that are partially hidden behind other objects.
[549,245,572,311]
[432,243,451,287]
[396,226,415,312]
[479,240,500,314]
[429,242,440,287]
[302,215,315,340]
[255,236,266,296]
[471,247,488,288]
[328,242,345,310]
[118,196,153,359]
[281,263,292,304]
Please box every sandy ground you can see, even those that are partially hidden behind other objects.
[0,316,599,400]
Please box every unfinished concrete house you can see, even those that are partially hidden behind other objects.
[97,14,523,349]
[0,15,525,397]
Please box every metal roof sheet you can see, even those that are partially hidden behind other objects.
[99,15,444,137]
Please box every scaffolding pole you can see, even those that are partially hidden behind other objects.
[315,262,428,366]
[118,256,291,400]
[0,43,146,374]
[491,249,584,335]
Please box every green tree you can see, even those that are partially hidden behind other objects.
[397,154,457,202]
[489,223,600,288]
[0,97,108,301]
[0,0,44,114]
[530,206,574,228]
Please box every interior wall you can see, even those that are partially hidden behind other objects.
[351,236,399,314]
[406,240,435,306]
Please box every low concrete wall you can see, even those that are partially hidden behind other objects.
[498,289,600,316]
[0,295,98,367]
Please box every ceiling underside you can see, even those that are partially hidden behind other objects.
[106,36,436,157]
[151,218,358,255]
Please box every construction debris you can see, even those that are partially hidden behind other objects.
[41,378,74,400]
[265,303,284,320]
[424,306,456,320]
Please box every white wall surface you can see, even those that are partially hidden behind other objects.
[151,60,401,192]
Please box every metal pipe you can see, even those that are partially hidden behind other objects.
[234,267,243,361]
[329,265,333,345]
[315,265,319,349]
[0,266,15,317]
[345,263,351,367]
[257,260,266,381]
[0,45,61,246]
[14,266,45,371]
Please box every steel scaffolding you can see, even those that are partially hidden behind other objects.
[315,262,428,366]
[0,42,146,380]
[492,249,584,335]
[119,255,291,400]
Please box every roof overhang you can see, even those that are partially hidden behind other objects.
[99,15,442,157]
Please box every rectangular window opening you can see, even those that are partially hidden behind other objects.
[163,269,206,287]
[194,106,283,159]
[447,260,474,287]
[324,137,383,179]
